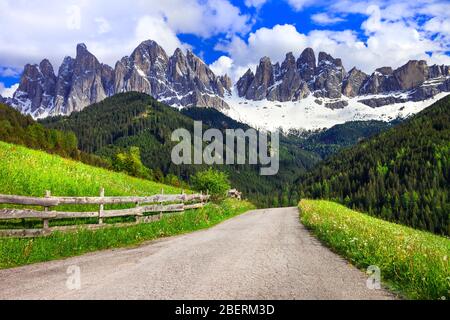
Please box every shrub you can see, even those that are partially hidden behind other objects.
[113,147,153,180]
[191,169,231,201]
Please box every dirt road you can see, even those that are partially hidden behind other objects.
[0,207,394,300]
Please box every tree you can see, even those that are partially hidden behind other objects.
[113,147,153,180]
[191,168,231,201]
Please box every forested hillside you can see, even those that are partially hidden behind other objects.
[297,95,450,235]
[299,120,395,158]
[41,92,321,207]
[0,103,108,167]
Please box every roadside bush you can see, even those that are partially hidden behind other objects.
[191,169,231,201]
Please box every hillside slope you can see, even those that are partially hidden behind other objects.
[0,103,108,168]
[0,141,182,198]
[297,95,450,235]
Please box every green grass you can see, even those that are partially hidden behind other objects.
[0,140,187,222]
[0,198,255,269]
[299,200,450,300]
[0,141,183,198]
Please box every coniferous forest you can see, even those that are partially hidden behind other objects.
[297,96,450,235]
[0,103,109,168]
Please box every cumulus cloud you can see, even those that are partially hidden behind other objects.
[244,0,269,9]
[216,22,450,80]
[0,67,20,77]
[0,0,251,69]
[216,24,308,68]
[210,56,234,76]
[0,83,19,98]
[311,13,345,25]
[213,2,450,80]
[286,0,317,11]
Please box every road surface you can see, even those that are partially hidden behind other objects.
[0,207,395,300]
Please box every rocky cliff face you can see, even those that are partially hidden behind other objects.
[8,40,231,117]
[7,40,450,117]
[342,68,368,98]
[10,59,57,117]
[236,48,450,109]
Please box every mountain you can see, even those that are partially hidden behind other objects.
[6,41,231,118]
[236,49,450,106]
[40,92,321,207]
[7,39,450,131]
[296,95,450,235]
[225,49,450,131]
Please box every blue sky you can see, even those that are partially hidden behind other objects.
[1,0,449,96]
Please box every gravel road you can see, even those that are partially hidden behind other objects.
[0,207,395,300]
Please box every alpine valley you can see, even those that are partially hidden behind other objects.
[1,39,449,235]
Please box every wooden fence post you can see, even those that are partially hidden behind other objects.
[135,201,142,224]
[181,189,185,210]
[159,188,164,219]
[99,187,105,224]
[43,190,51,230]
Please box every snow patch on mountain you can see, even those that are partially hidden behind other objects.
[223,90,450,131]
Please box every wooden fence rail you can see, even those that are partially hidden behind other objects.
[0,188,209,238]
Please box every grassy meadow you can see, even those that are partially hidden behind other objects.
[299,200,450,300]
[0,141,182,198]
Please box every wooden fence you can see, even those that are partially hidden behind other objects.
[0,188,209,238]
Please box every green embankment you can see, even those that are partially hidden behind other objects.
[299,200,450,300]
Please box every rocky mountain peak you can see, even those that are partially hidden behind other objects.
[244,57,275,100]
[342,67,368,98]
[318,52,343,68]
[7,39,233,117]
[393,60,429,90]
[280,53,296,76]
[236,69,255,97]
[76,43,88,54]
[11,59,57,117]
[375,67,393,75]
[39,59,56,78]
[283,52,296,65]
[297,48,316,83]
[297,48,316,68]
[132,40,169,67]
[236,48,450,107]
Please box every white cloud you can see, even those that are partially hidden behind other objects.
[135,16,186,56]
[244,0,269,8]
[0,83,19,98]
[0,67,20,77]
[216,24,308,68]
[95,17,111,35]
[0,0,251,69]
[286,0,317,11]
[210,56,234,76]
[311,13,345,25]
[216,10,450,80]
